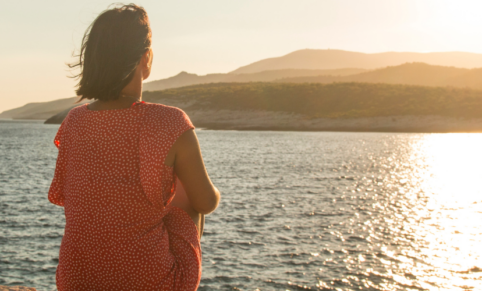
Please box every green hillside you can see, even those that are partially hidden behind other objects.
[143,82,482,119]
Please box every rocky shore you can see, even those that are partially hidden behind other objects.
[43,105,482,133]
[0,286,36,291]
[188,110,482,132]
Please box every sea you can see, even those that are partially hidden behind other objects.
[1,120,481,291]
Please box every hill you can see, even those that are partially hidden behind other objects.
[8,63,482,123]
[6,48,482,127]
[4,68,364,120]
[143,72,226,92]
[141,82,482,119]
[230,49,482,74]
[45,82,482,132]
[445,68,482,89]
[0,97,89,120]
[277,63,481,88]
[142,68,366,92]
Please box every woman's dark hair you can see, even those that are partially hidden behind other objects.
[70,4,151,101]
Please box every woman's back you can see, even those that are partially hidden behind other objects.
[49,102,202,290]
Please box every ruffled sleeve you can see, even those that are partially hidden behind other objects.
[48,114,70,206]
[139,105,195,211]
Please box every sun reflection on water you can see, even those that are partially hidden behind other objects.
[399,134,482,290]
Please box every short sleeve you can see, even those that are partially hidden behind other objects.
[53,112,70,148]
[171,108,195,141]
[54,129,61,148]
[48,115,70,206]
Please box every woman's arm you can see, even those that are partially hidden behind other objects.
[171,178,205,238]
[167,129,220,214]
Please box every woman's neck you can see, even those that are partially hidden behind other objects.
[87,70,144,111]
[87,63,146,111]
[120,72,143,101]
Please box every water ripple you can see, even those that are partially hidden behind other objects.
[1,122,481,290]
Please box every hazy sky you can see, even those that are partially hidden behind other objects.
[2,0,482,112]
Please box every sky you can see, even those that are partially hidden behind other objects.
[1,0,482,112]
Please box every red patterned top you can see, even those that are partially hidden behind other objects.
[48,102,201,290]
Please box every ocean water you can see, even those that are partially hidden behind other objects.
[1,120,481,290]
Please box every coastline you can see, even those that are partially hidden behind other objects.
[41,107,482,133]
[0,286,36,291]
[186,109,482,133]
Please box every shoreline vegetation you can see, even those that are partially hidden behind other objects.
[38,82,482,133]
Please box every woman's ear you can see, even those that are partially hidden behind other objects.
[142,48,153,80]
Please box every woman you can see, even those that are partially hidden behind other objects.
[48,4,220,290]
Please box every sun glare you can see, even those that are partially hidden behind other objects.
[408,134,482,289]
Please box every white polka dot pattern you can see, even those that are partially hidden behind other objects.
[48,102,201,290]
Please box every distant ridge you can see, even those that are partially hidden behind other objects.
[276,62,482,89]
[230,49,482,74]
[0,97,88,120]
[143,68,366,92]
[143,71,226,92]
